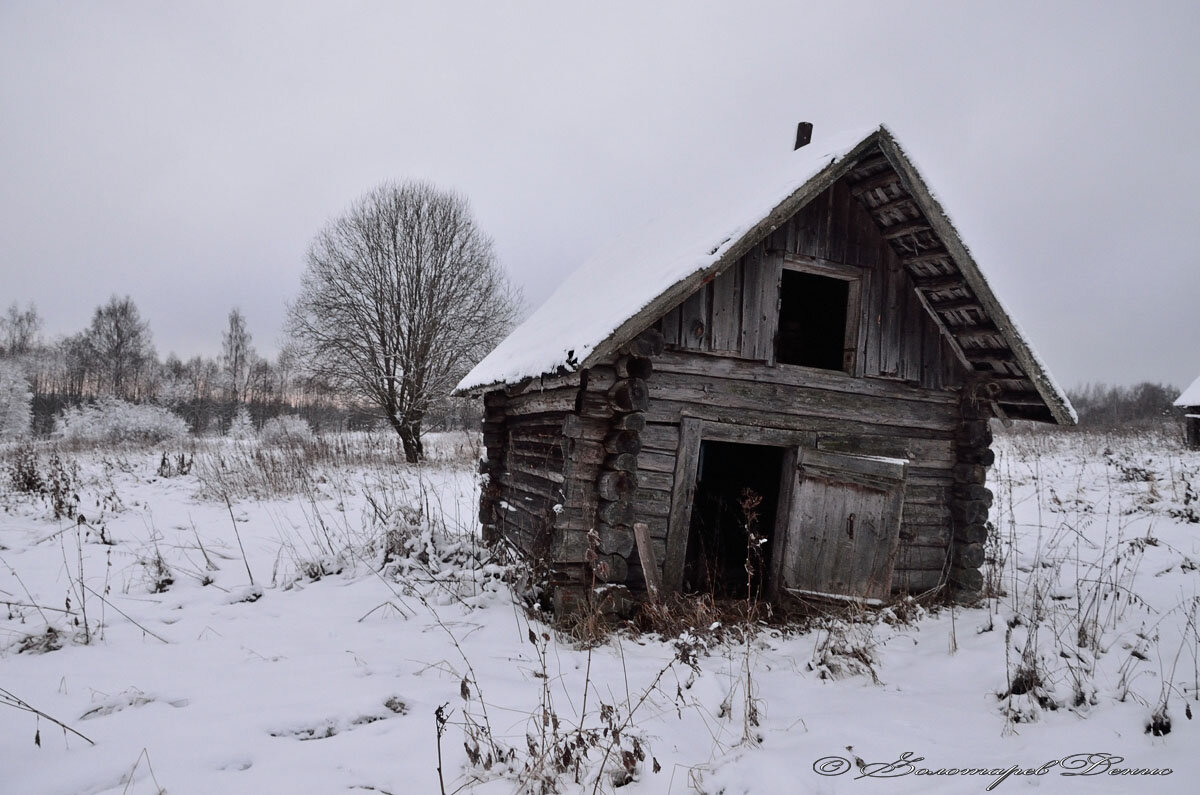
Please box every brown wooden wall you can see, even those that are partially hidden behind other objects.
[633,352,964,594]
[654,178,963,390]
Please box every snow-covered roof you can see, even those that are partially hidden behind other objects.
[458,126,879,392]
[1175,373,1200,408]
[457,125,1076,425]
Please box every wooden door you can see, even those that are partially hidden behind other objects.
[776,448,907,603]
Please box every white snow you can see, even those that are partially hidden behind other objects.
[1175,373,1200,407]
[457,126,879,392]
[3,429,1199,793]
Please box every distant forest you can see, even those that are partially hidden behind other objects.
[0,299,478,437]
[0,299,1185,438]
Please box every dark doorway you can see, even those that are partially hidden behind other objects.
[776,270,849,370]
[683,441,785,599]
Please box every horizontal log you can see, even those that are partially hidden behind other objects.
[816,432,955,468]
[904,484,952,504]
[632,488,671,518]
[953,522,989,545]
[613,412,646,432]
[953,542,986,569]
[949,566,983,592]
[597,470,637,501]
[890,568,946,594]
[604,430,643,456]
[609,379,649,412]
[896,544,951,571]
[504,387,579,416]
[903,502,950,524]
[597,524,635,557]
[592,554,629,584]
[961,484,993,506]
[615,355,654,380]
[641,423,680,451]
[638,451,676,473]
[638,469,673,492]
[951,500,990,526]
[583,365,618,392]
[648,370,960,431]
[605,453,638,473]
[654,350,957,404]
[901,523,951,546]
[597,500,634,526]
[644,398,958,444]
[619,328,665,358]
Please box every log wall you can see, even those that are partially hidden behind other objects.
[635,349,966,595]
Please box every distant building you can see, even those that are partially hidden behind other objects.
[457,125,1075,612]
[1175,374,1200,448]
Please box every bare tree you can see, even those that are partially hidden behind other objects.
[1,302,42,357]
[287,180,520,462]
[220,308,255,403]
[82,295,155,400]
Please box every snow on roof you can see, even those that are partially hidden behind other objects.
[457,126,880,392]
[1175,373,1200,407]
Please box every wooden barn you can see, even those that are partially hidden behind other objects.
[1176,374,1200,448]
[456,124,1076,612]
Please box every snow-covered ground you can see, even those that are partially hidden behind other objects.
[1,428,1197,794]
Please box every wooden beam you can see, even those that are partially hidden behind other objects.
[929,297,982,313]
[901,251,955,267]
[995,393,1047,408]
[867,193,918,217]
[851,168,902,195]
[850,153,890,175]
[950,325,1002,341]
[882,221,933,240]
[913,275,964,292]
[911,284,973,373]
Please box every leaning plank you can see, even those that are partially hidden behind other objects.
[633,521,662,599]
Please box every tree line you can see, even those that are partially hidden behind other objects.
[2,179,518,457]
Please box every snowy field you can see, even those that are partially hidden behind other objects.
[1,428,1197,794]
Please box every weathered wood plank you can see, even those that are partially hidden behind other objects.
[647,370,960,431]
[710,263,742,352]
[662,418,702,593]
[679,283,709,351]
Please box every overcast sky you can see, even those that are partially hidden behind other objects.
[2,1,1197,389]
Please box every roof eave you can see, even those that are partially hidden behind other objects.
[874,131,1077,426]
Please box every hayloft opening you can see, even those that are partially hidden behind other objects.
[776,270,849,370]
[683,441,784,599]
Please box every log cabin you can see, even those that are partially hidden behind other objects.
[456,124,1076,613]
[1175,374,1200,448]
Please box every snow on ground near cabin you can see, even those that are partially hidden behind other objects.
[1,429,1198,794]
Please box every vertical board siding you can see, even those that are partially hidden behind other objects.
[709,264,742,352]
[655,176,964,391]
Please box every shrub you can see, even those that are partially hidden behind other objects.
[55,398,189,445]
[260,415,314,446]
